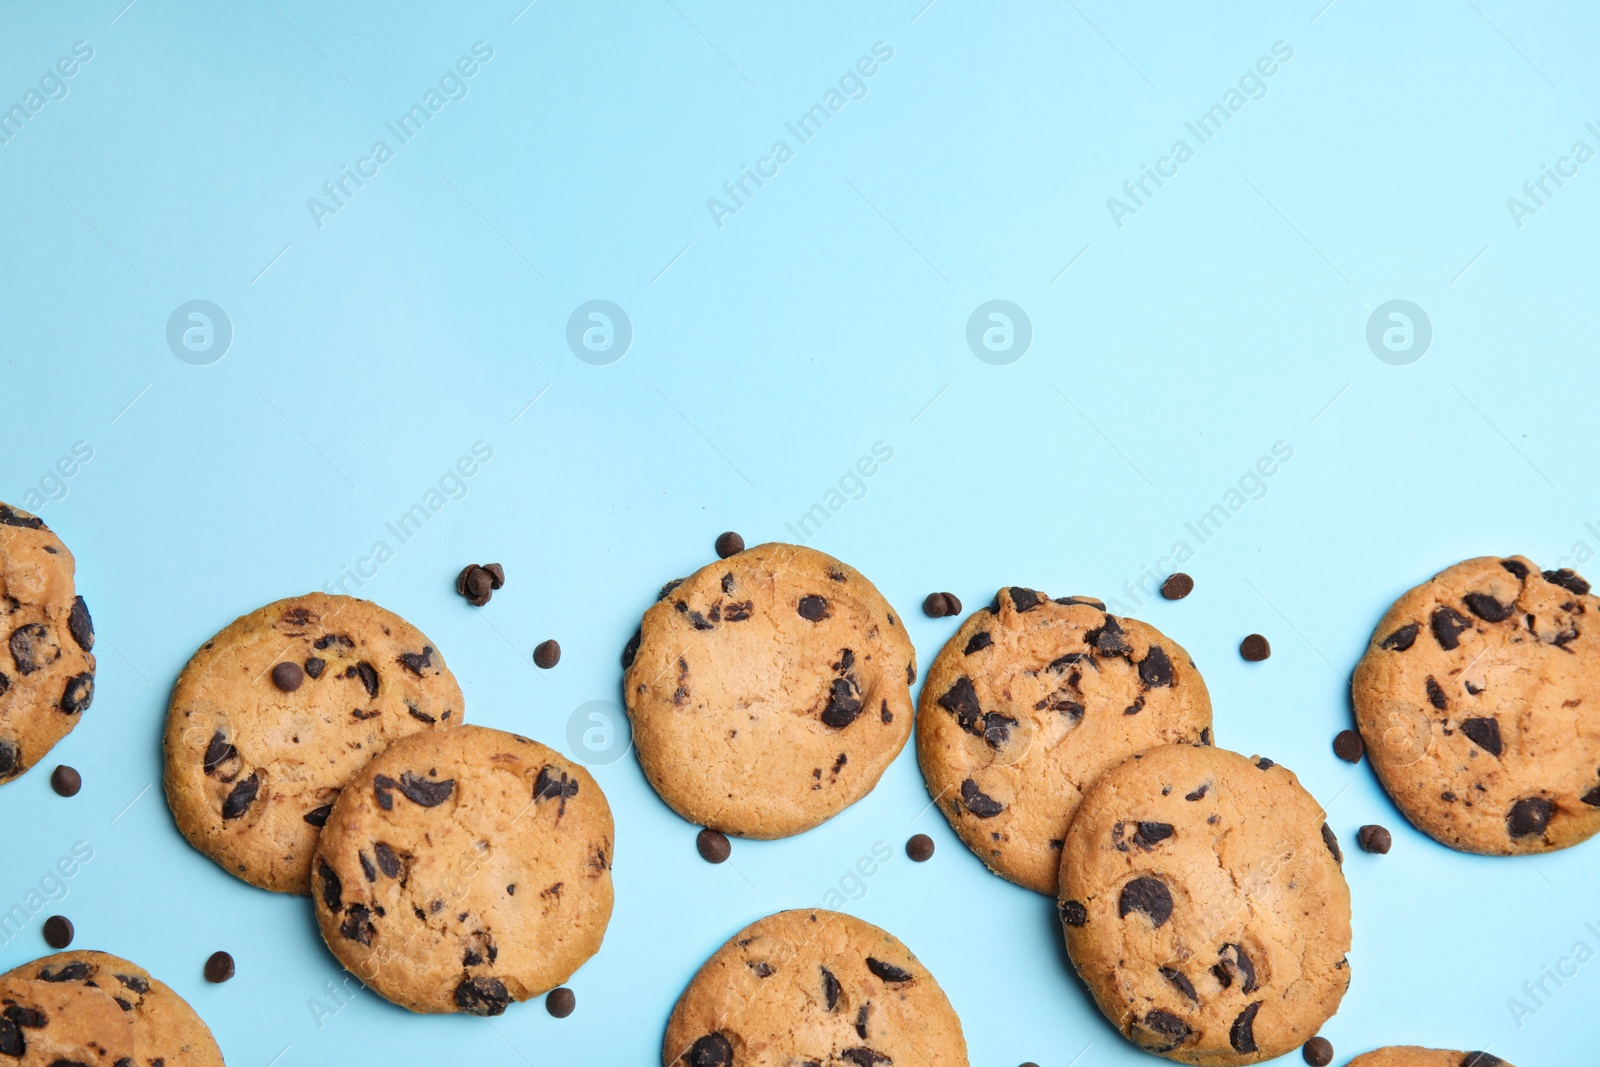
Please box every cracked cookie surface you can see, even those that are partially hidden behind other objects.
[1059,744,1351,1066]
[0,502,95,786]
[663,909,967,1067]
[0,970,134,1066]
[163,592,463,894]
[624,543,915,838]
[918,587,1212,894]
[1346,1049,1511,1067]
[312,724,614,1015]
[1352,555,1600,854]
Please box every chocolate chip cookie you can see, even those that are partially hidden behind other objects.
[918,587,1213,894]
[663,909,968,1067]
[1059,744,1352,1065]
[0,502,95,786]
[1346,1050,1510,1067]
[624,543,916,838]
[0,971,134,1065]
[312,724,614,1015]
[1352,555,1600,854]
[163,593,462,894]
[4,950,223,1067]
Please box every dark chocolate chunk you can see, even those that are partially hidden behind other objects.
[714,531,744,558]
[304,656,326,679]
[906,834,934,862]
[338,905,375,945]
[372,774,398,810]
[1184,783,1208,801]
[839,1050,891,1067]
[1357,824,1392,854]
[9,623,57,674]
[50,765,80,797]
[0,1020,22,1057]
[1009,587,1043,612]
[39,961,89,982]
[723,601,753,622]
[1507,797,1553,838]
[960,778,1004,818]
[67,596,94,651]
[546,986,576,1018]
[1059,899,1088,926]
[1543,568,1591,595]
[346,661,380,698]
[622,628,641,668]
[59,672,93,714]
[821,677,864,728]
[0,504,44,529]
[1160,966,1197,1003]
[1141,1010,1191,1052]
[1459,717,1502,756]
[1256,757,1274,770]
[397,647,434,675]
[1332,730,1364,763]
[374,841,402,878]
[271,661,304,692]
[923,592,960,618]
[1160,573,1194,600]
[1321,823,1342,863]
[533,766,579,812]
[1086,616,1133,656]
[221,773,260,820]
[303,804,332,827]
[963,631,992,655]
[1461,1054,1503,1067]
[1583,786,1600,807]
[42,915,73,949]
[1302,1036,1333,1066]
[317,859,342,910]
[696,828,731,864]
[821,966,841,1010]
[1138,646,1173,688]
[204,951,235,983]
[685,1033,733,1067]
[203,732,236,776]
[1239,634,1270,661]
[1464,592,1513,622]
[1379,622,1420,651]
[796,595,829,621]
[937,677,984,734]
[358,849,377,881]
[1431,607,1472,650]
[397,770,454,807]
[532,640,560,669]
[1501,559,1529,579]
[1425,676,1447,710]
[453,975,509,1016]
[866,958,912,982]
[1118,877,1172,926]
[1133,822,1174,848]
[1229,1002,1260,1053]
[1216,943,1257,992]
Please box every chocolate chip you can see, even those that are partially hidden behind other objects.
[1380,622,1420,651]
[41,915,73,949]
[8,623,58,674]
[1133,822,1174,848]
[937,677,984,734]
[1321,823,1342,863]
[1141,1010,1191,1052]
[1138,646,1173,688]
[1431,607,1472,650]
[714,531,744,558]
[1229,1002,1260,1053]
[374,841,401,878]
[1501,559,1530,579]
[546,986,576,1018]
[1220,943,1257,992]
[203,732,237,776]
[534,766,579,811]
[532,640,561,669]
[686,1033,733,1067]
[906,834,934,862]
[865,958,912,982]
[67,596,94,651]
[482,563,505,589]
[1118,877,1172,926]
[819,966,841,1011]
[204,951,235,983]
[696,828,731,864]
[1160,573,1194,600]
[1160,967,1197,1003]
[222,773,259,819]
[840,1050,891,1067]
[59,672,93,714]
[397,647,434,675]
[397,770,454,807]
[1009,587,1043,612]
[960,778,1004,818]
[1184,783,1208,801]
[1461,1054,1503,1067]
[271,662,303,692]
[1357,824,1392,854]
[1303,1036,1334,1066]
[797,595,829,621]
[1239,634,1270,661]
[345,662,379,698]
[466,570,492,598]
[1508,797,1553,838]
[50,765,80,797]
[1583,786,1600,807]
[1460,717,1502,757]
[1256,757,1274,770]
[1059,899,1087,926]
[304,656,326,679]
[303,805,332,827]
[820,677,863,728]
[1464,592,1514,622]
[621,628,641,669]
[454,975,509,1016]
[1333,730,1364,763]
[1086,616,1132,656]
[1543,568,1591,595]
[922,592,959,617]
[0,504,44,529]
[455,565,496,606]
[1425,676,1447,710]
[963,631,992,655]
[39,961,88,981]
[317,859,343,910]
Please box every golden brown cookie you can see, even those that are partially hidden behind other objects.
[0,502,95,785]
[1059,744,1351,1065]
[663,909,968,1067]
[163,592,462,894]
[918,587,1212,893]
[1352,555,1600,854]
[3,950,223,1067]
[0,971,134,1065]
[1345,1050,1510,1067]
[312,724,614,1015]
[623,542,915,838]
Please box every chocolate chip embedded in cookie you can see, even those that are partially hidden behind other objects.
[163,593,463,894]
[0,971,135,1066]
[1345,1049,1514,1067]
[1352,555,1600,855]
[1059,744,1351,1065]
[624,543,916,838]
[662,909,969,1067]
[917,587,1212,894]
[0,502,96,786]
[312,724,614,1015]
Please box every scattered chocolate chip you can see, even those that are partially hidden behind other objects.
[532,640,561,669]
[1357,824,1392,854]
[1118,877,1172,926]
[696,828,731,864]
[1333,730,1364,763]
[1059,899,1087,926]
[797,595,829,621]
[50,765,81,797]
[1303,1036,1333,1066]
[963,631,992,655]
[396,771,454,807]
[1464,592,1514,622]
[221,773,260,820]
[481,563,505,589]
[1229,1002,1260,1053]
[67,596,94,651]
[454,975,509,1015]
[714,531,744,558]
[906,834,934,862]
[1380,622,1420,651]
[1508,797,1553,838]
[922,592,961,618]
[686,1033,733,1067]
[204,951,234,983]
[1431,607,1472,650]
[546,986,576,1018]
[1321,823,1342,863]
[1543,568,1591,595]
[1460,717,1502,757]
[455,564,501,606]
[1160,573,1194,600]
[59,672,93,714]
[960,778,1004,817]
[41,915,73,949]
[1239,634,1270,661]
[270,662,303,692]
[865,958,912,982]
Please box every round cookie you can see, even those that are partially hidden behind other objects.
[164,592,462,894]
[1346,1050,1510,1067]
[1059,744,1352,1065]
[663,909,968,1067]
[0,502,95,785]
[0,971,134,1065]
[312,724,614,1015]
[623,542,915,838]
[4,950,223,1067]
[918,587,1212,894]
[1352,555,1600,854]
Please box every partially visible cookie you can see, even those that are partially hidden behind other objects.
[0,502,95,785]
[3,950,223,1067]
[663,909,968,1067]
[918,587,1212,893]
[163,593,463,894]
[624,543,916,838]
[1346,1050,1511,1067]
[1059,744,1351,1065]
[0,972,134,1065]
[312,724,614,1015]
[1352,555,1600,854]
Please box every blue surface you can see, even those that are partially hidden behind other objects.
[3,1,1598,1063]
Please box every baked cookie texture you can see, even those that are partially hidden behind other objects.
[312,724,614,1016]
[663,909,967,1067]
[0,502,95,785]
[163,592,462,894]
[0,971,134,1065]
[1352,555,1600,854]
[3,950,224,1067]
[918,587,1212,894]
[1059,744,1351,1066]
[1345,1049,1510,1067]
[623,543,916,839]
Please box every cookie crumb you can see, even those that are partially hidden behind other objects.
[906,833,935,862]
[533,640,561,669]
[1160,573,1194,600]
[42,915,73,949]
[50,765,81,797]
[1240,634,1271,661]
[204,951,235,983]
[696,828,731,864]
[715,531,745,558]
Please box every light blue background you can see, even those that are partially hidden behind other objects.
[3,1,1598,1063]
